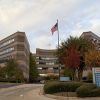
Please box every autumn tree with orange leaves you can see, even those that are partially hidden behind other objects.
[85,49,100,68]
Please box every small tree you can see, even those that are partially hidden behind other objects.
[6,59,24,82]
[0,67,6,81]
[63,67,74,79]
[14,67,24,82]
[29,53,39,83]
[85,49,100,68]
[63,47,80,80]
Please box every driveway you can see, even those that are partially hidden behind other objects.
[0,84,56,100]
[0,83,22,88]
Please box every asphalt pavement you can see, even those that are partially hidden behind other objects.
[0,83,22,88]
[0,84,55,100]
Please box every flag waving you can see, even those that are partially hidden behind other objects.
[50,20,60,79]
[51,22,58,35]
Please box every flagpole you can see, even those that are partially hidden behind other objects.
[57,19,60,80]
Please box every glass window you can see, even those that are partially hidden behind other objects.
[0,47,14,55]
[0,39,14,48]
[46,62,54,65]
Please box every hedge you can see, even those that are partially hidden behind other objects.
[44,81,100,97]
[91,88,100,97]
[44,81,82,94]
[76,83,97,97]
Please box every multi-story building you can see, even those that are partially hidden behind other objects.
[0,31,30,80]
[33,48,63,77]
[80,31,100,50]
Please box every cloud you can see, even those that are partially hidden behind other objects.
[0,0,100,52]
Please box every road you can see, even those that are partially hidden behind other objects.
[0,83,23,88]
[0,84,55,100]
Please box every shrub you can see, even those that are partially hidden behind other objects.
[45,74,58,80]
[76,83,96,97]
[91,88,100,97]
[44,81,82,94]
[63,68,73,79]
[44,81,63,94]
[87,72,93,82]
[64,82,82,92]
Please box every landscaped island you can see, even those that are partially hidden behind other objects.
[44,81,100,97]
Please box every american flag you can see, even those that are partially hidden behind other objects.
[51,22,58,35]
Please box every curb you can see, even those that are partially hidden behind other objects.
[39,88,78,100]
[45,94,78,100]
[40,88,100,100]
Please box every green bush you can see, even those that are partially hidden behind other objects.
[63,68,73,79]
[44,81,63,94]
[87,72,93,82]
[45,75,58,80]
[44,81,82,94]
[91,88,100,97]
[76,83,96,97]
[64,82,82,92]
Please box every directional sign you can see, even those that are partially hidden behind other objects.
[60,77,70,81]
[92,68,100,87]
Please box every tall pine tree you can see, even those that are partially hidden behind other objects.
[29,53,39,83]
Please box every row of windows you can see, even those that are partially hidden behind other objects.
[36,62,58,65]
[0,39,14,48]
[0,47,14,56]
[39,70,59,73]
[36,57,57,60]
[92,38,100,43]
[0,56,13,62]
[38,67,64,70]
[36,59,58,63]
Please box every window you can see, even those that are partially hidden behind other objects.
[46,62,54,65]
[0,47,14,55]
[0,39,14,48]
[38,67,42,69]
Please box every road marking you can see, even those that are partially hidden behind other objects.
[20,94,23,97]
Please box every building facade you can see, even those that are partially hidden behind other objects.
[0,31,30,80]
[33,48,64,77]
[80,31,100,50]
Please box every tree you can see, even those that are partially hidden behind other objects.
[57,36,93,81]
[58,36,93,63]
[63,67,74,79]
[14,67,24,82]
[5,59,24,82]
[29,53,39,83]
[0,67,6,81]
[85,49,100,68]
[62,47,80,80]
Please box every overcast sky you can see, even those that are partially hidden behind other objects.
[0,0,100,53]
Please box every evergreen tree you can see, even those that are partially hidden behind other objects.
[29,53,39,83]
